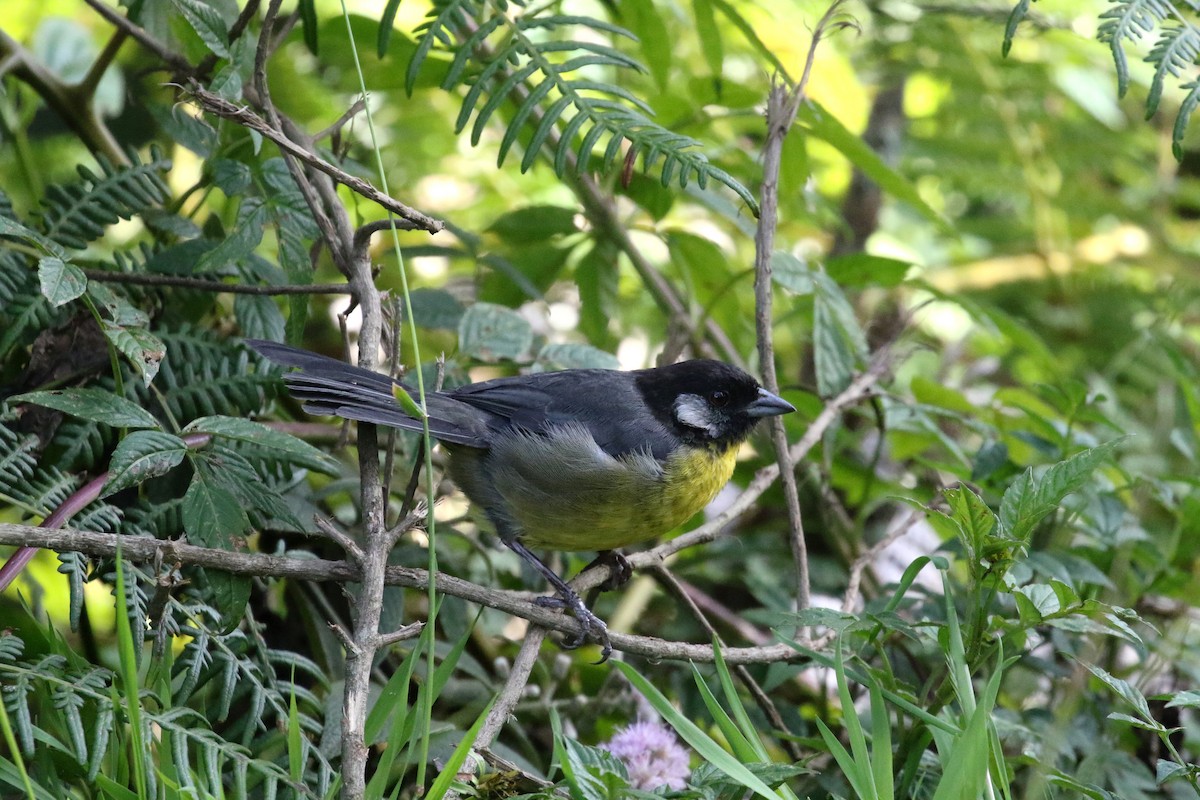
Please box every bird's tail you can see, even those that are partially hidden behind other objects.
[247,339,489,447]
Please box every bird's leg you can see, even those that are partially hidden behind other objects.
[582,549,633,592]
[504,538,612,662]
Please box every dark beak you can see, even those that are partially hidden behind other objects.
[745,387,795,418]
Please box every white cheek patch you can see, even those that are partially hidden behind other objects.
[674,393,718,436]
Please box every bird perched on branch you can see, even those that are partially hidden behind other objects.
[248,339,794,659]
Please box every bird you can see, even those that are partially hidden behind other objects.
[247,339,795,659]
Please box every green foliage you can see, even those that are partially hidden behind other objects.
[3,0,1200,798]
[407,0,759,212]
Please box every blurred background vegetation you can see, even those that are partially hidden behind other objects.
[2,0,1200,797]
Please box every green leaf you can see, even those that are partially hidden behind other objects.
[824,253,912,288]
[692,0,723,81]
[998,439,1124,541]
[377,0,401,56]
[458,302,533,362]
[798,100,950,232]
[103,431,189,497]
[1156,760,1188,785]
[37,257,87,306]
[770,251,814,294]
[487,205,579,242]
[613,661,783,800]
[182,470,248,549]
[812,273,866,396]
[622,1,671,89]
[169,0,230,58]
[101,321,166,386]
[87,281,150,326]
[0,214,64,257]
[181,415,341,474]
[10,388,160,429]
[1013,583,1060,623]
[536,343,620,370]
[195,201,267,274]
[1084,662,1154,722]
[205,570,252,634]
[406,287,464,330]
[234,293,285,342]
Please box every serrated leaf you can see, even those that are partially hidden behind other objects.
[234,293,285,342]
[999,439,1124,541]
[87,281,150,326]
[205,570,251,634]
[195,201,267,274]
[0,214,64,256]
[102,322,165,386]
[458,303,533,362]
[103,431,189,497]
[10,388,161,429]
[37,257,87,306]
[170,0,230,58]
[811,273,867,397]
[1014,583,1060,623]
[181,415,340,474]
[1085,662,1154,721]
[183,470,248,549]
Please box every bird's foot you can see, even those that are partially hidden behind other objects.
[583,550,633,592]
[534,591,612,662]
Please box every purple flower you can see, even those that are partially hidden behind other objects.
[601,720,691,791]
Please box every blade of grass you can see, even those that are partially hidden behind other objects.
[711,640,769,759]
[690,662,761,762]
[425,696,497,800]
[112,551,149,799]
[614,661,784,800]
[0,693,36,799]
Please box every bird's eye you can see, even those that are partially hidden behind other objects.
[709,389,730,408]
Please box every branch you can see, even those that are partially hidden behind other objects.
[0,522,808,665]
[81,269,352,295]
[186,82,444,234]
[749,0,853,618]
[0,27,126,165]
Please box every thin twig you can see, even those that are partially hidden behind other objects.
[314,98,367,143]
[754,81,809,613]
[81,268,351,295]
[477,626,548,748]
[187,83,444,233]
[314,516,364,564]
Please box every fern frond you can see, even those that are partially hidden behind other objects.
[1097,0,1172,96]
[409,1,758,213]
[36,146,171,250]
[1147,23,1200,115]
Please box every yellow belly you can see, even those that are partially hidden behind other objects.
[514,444,739,551]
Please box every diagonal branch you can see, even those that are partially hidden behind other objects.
[186,83,444,234]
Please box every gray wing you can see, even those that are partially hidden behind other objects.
[449,370,677,461]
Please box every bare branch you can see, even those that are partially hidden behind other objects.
[0,522,811,665]
[186,83,444,234]
[81,268,352,295]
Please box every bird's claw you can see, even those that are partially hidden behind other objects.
[534,593,613,662]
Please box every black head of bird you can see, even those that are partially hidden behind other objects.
[248,339,795,660]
